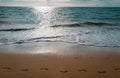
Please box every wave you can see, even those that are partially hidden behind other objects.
[83,22,111,26]
[0,20,38,24]
[27,36,62,41]
[0,20,10,24]
[7,36,63,45]
[0,28,35,32]
[51,22,114,28]
[51,23,82,27]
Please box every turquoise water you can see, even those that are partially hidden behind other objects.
[0,7,120,50]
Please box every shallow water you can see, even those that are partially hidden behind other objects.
[0,7,120,52]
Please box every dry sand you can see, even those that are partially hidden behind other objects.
[0,49,120,78]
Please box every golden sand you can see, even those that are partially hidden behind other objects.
[0,49,120,78]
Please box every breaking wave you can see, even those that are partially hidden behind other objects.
[51,22,115,28]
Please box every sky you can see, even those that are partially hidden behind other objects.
[0,0,120,7]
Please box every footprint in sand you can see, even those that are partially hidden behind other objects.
[60,70,68,73]
[41,68,48,71]
[115,68,120,72]
[78,69,87,72]
[98,71,107,74]
[2,67,11,70]
[20,69,29,72]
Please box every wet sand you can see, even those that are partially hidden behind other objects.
[0,49,120,78]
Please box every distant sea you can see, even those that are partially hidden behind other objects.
[0,7,120,52]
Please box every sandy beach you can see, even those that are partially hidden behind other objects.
[0,48,120,78]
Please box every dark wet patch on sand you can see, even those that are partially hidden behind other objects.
[60,70,68,73]
[41,68,48,71]
[115,68,120,72]
[2,67,11,70]
[20,69,29,72]
[97,71,107,74]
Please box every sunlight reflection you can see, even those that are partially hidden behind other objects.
[34,7,55,26]
[31,7,64,38]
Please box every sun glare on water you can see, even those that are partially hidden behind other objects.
[33,7,56,26]
[30,7,63,39]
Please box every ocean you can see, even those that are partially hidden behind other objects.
[0,7,120,53]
